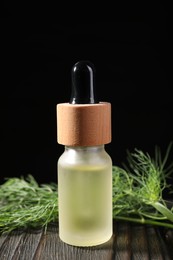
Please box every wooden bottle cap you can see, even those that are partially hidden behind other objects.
[57,102,111,146]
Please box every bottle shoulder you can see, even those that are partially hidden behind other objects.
[58,146,112,167]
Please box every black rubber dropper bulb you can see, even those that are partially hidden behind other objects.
[70,60,98,104]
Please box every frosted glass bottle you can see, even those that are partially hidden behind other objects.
[58,145,112,247]
[56,60,112,246]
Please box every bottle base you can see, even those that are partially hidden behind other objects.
[59,233,113,247]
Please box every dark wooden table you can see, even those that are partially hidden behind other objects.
[0,221,172,259]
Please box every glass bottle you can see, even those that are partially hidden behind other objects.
[58,145,112,246]
[56,60,112,246]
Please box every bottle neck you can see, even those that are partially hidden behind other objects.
[65,145,105,152]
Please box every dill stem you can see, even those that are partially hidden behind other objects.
[151,202,173,222]
[114,216,173,229]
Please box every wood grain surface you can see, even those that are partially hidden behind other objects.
[0,221,172,260]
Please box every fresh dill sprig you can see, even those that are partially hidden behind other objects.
[112,142,173,227]
[0,143,173,233]
[0,175,58,233]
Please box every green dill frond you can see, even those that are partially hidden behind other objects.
[0,175,58,233]
[113,142,173,225]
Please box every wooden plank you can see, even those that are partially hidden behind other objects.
[0,230,23,260]
[147,226,170,260]
[113,221,131,260]
[0,233,8,248]
[159,228,173,259]
[155,228,173,260]
[12,228,43,260]
[0,222,172,259]
[57,236,114,260]
[33,223,114,260]
[33,224,60,260]
[131,224,149,260]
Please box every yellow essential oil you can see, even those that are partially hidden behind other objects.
[58,146,112,246]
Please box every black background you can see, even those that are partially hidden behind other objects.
[1,3,173,194]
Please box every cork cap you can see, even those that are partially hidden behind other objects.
[56,61,112,146]
[57,102,111,146]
